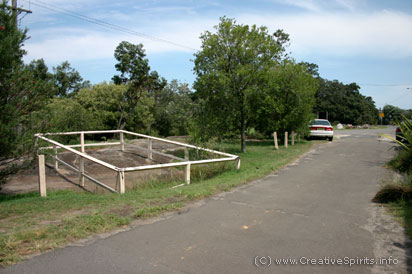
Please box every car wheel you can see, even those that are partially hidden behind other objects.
[328,137,333,141]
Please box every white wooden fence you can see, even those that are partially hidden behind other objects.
[35,130,240,197]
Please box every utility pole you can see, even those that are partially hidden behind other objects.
[11,0,17,25]
[7,0,32,26]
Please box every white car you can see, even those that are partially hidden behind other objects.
[309,119,334,141]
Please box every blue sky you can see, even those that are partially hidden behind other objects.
[17,0,412,109]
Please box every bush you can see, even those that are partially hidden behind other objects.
[388,149,412,173]
[373,183,412,203]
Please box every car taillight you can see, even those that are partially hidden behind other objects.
[311,127,317,130]
[396,127,401,133]
[326,127,333,131]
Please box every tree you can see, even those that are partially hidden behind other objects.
[298,62,319,78]
[28,59,52,81]
[382,105,410,125]
[250,60,318,136]
[151,80,194,136]
[112,41,152,130]
[53,61,89,97]
[193,17,284,152]
[75,82,125,130]
[0,2,57,186]
[314,79,378,125]
[43,98,101,134]
[0,0,29,158]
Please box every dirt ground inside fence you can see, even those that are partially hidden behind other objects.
[1,137,188,195]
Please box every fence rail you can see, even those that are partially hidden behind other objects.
[35,130,240,197]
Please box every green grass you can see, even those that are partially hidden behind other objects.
[388,202,412,239]
[0,140,313,266]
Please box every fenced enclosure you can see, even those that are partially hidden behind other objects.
[35,130,240,197]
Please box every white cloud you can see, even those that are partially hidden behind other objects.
[275,0,365,12]
[23,7,412,65]
[334,0,358,11]
[238,10,412,59]
[276,0,322,12]
[22,19,215,63]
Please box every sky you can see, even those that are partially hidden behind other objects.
[16,0,412,110]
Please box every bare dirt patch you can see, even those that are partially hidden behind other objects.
[1,137,188,195]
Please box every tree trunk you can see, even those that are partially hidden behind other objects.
[241,127,246,153]
[239,90,246,153]
[240,113,246,153]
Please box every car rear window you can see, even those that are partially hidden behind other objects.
[312,120,331,126]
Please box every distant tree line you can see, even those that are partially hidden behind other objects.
[382,105,411,125]
[314,77,379,125]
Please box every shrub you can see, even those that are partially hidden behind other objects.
[373,183,412,203]
[388,149,412,173]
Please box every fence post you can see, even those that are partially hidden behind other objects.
[273,132,279,150]
[120,132,125,152]
[118,171,125,194]
[284,131,288,148]
[53,145,58,170]
[79,132,85,186]
[148,138,153,160]
[298,134,301,143]
[236,157,241,170]
[292,131,295,146]
[184,147,189,161]
[38,154,47,197]
[185,163,191,184]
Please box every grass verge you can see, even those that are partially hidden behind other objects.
[387,201,412,239]
[0,140,313,266]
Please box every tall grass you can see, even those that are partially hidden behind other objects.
[374,115,412,238]
[375,115,412,204]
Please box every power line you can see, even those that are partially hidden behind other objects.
[357,83,412,87]
[387,92,411,105]
[21,0,197,52]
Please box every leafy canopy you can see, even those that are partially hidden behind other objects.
[193,17,283,152]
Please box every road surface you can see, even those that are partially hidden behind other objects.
[2,127,410,273]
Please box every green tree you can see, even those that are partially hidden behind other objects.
[44,98,100,133]
[0,2,58,186]
[53,61,89,97]
[151,80,194,136]
[382,105,410,125]
[112,41,153,130]
[75,82,125,130]
[193,17,283,152]
[0,0,28,157]
[314,79,378,125]
[250,60,318,136]
[28,59,52,81]
[0,2,55,159]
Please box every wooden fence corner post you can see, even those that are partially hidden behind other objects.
[184,147,189,161]
[53,145,58,170]
[185,163,191,185]
[292,131,295,146]
[38,154,47,197]
[79,132,85,186]
[118,171,125,194]
[120,132,125,152]
[148,138,153,160]
[274,132,279,150]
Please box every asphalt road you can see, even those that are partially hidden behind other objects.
[2,127,410,274]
